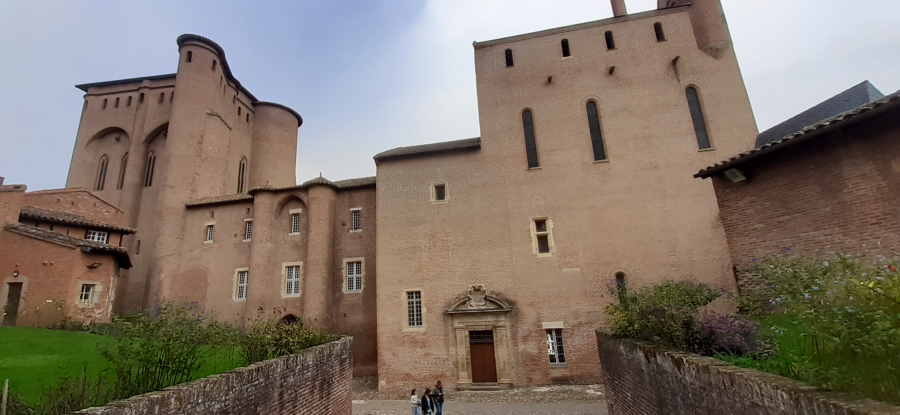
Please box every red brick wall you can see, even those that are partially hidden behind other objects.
[23,189,126,227]
[596,330,900,415]
[0,184,26,225]
[712,113,900,264]
[70,337,354,415]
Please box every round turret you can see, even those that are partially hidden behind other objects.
[249,102,301,188]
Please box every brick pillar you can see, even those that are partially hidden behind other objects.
[248,188,277,314]
[303,183,336,329]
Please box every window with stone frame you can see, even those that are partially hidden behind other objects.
[291,213,301,234]
[407,291,422,327]
[236,270,249,300]
[547,329,567,365]
[285,265,300,295]
[346,261,362,292]
[532,218,552,255]
[78,284,95,303]
[205,225,215,242]
[86,230,109,245]
[244,220,253,241]
[350,209,361,231]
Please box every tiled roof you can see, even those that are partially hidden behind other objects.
[19,205,136,234]
[333,176,376,189]
[755,81,884,148]
[374,137,481,162]
[695,91,900,178]
[185,193,254,207]
[302,176,335,187]
[3,223,132,268]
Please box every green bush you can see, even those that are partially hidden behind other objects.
[238,319,336,364]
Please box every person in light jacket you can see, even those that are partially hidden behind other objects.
[420,388,434,415]
[410,389,420,415]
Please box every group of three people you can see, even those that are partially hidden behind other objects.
[410,381,444,415]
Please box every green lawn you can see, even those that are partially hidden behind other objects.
[0,326,110,405]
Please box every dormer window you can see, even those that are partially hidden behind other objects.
[86,230,109,245]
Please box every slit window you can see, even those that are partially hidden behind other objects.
[407,291,422,327]
[246,114,250,122]
[238,107,241,116]
[143,151,156,187]
[116,153,128,189]
[139,93,144,103]
[605,31,616,50]
[505,48,514,67]
[237,157,247,193]
[561,39,571,57]
[158,93,164,104]
[102,99,108,109]
[685,87,712,149]
[346,261,362,292]
[522,110,539,168]
[136,240,141,256]
[95,155,109,191]
[654,22,666,41]
[186,51,192,62]
[235,270,248,300]
[126,96,132,107]
[547,329,567,365]
[205,224,215,242]
[285,266,300,295]
[114,97,119,108]
[586,101,607,161]
[212,60,217,71]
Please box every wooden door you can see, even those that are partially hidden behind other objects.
[469,339,497,383]
[3,282,23,326]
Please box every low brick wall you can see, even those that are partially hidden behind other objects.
[596,329,900,415]
[72,337,353,415]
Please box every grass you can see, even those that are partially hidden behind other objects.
[0,326,245,407]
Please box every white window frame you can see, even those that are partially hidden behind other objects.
[404,289,424,330]
[530,217,554,257]
[78,283,96,303]
[205,222,216,244]
[243,219,253,242]
[282,261,303,297]
[343,257,364,293]
[234,268,249,301]
[431,182,448,204]
[350,208,362,232]
[289,209,302,235]
[85,230,109,244]
[546,328,567,366]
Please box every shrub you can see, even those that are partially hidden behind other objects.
[238,319,336,364]
[699,312,769,356]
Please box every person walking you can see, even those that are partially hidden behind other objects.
[430,381,444,415]
[410,389,421,415]
[420,388,434,415]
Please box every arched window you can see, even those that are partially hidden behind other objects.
[212,60,217,71]
[685,87,712,149]
[654,22,666,41]
[102,99,108,109]
[605,31,616,50]
[144,151,156,187]
[561,39,571,57]
[586,101,607,161]
[522,110,539,168]
[186,51,192,63]
[114,97,120,108]
[95,155,109,191]
[116,153,128,189]
[505,49,514,67]
[237,157,247,193]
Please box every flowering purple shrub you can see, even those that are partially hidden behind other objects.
[698,312,765,356]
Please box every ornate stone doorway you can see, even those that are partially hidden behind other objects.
[446,285,513,390]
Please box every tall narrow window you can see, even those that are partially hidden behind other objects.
[285,266,300,295]
[522,110,539,168]
[143,151,156,187]
[605,31,616,50]
[505,49,514,67]
[685,87,712,149]
[237,157,247,193]
[139,93,144,103]
[407,291,422,327]
[158,92,164,104]
[205,224,215,242]
[237,107,241,116]
[346,261,362,292]
[126,96,132,107]
[244,220,253,241]
[114,97,119,108]
[236,270,248,300]
[586,102,607,161]
[186,51,192,62]
[95,155,109,191]
[102,99,108,109]
[654,22,666,41]
[116,153,128,189]
[547,329,567,365]
[136,240,141,255]
[561,39,571,57]
[212,60,217,71]
[291,213,301,234]
[351,209,361,231]
[533,218,552,254]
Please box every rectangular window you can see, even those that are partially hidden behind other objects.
[78,284,95,303]
[85,230,109,244]
[351,210,361,231]
[347,261,362,292]
[291,213,300,234]
[236,270,249,300]
[547,329,566,365]
[433,184,446,202]
[407,291,422,327]
[206,225,215,242]
[533,219,551,254]
[285,265,300,295]
[244,220,253,241]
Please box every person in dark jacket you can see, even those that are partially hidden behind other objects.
[430,381,444,415]
[420,388,434,415]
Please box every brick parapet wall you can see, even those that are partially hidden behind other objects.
[596,329,900,415]
[70,337,353,415]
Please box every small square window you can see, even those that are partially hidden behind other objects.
[78,284,95,303]
[206,225,215,242]
[244,220,253,241]
[434,184,446,201]
[86,230,109,245]
[547,329,567,365]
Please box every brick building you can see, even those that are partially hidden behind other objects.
[7,0,761,388]
[1,185,133,326]
[696,83,900,268]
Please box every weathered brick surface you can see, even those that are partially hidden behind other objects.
[23,189,126,227]
[596,330,900,415]
[71,337,354,415]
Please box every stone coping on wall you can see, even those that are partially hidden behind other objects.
[70,336,353,415]
[596,329,900,415]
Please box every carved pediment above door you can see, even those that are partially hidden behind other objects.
[446,285,513,314]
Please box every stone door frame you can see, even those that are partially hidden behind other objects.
[452,319,513,390]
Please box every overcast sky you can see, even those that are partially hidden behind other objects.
[1,0,898,191]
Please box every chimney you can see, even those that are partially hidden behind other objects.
[611,0,627,17]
